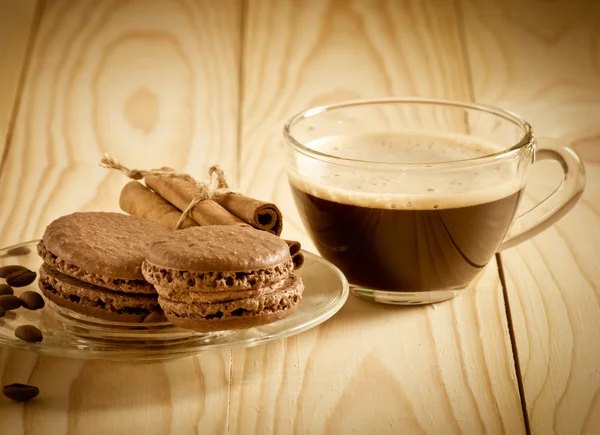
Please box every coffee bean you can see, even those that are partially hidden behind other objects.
[0,295,21,310]
[6,269,36,287]
[2,383,39,402]
[15,325,43,343]
[0,306,5,318]
[19,291,45,310]
[0,284,13,296]
[0,265,29,278]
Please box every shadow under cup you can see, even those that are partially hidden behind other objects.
[283,99,536,305]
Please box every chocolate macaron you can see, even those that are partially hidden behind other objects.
[142,226,304,331]
[37,212,168,322]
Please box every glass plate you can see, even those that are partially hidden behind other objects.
[0,240,348,361]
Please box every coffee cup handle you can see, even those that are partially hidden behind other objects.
[498,137,586,251]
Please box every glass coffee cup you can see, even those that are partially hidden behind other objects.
[284,98,585,305]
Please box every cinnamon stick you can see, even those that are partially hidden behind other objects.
[292,252,304,270]
[145,175,248,227]
[213,193,283,236]
[119,181,198,229]
[285,240,304,270]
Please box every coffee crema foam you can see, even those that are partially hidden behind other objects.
[289,132,525,210]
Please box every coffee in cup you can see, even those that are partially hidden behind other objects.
[289,131,523,293]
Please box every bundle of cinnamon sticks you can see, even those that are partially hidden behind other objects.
[119,176,304,269]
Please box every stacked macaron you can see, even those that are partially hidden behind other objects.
[37,212,168,322]
[142,226,304,331]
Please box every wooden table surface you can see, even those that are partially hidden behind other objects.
[0,0,598,434]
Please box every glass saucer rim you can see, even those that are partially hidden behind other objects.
[0,239,349,360]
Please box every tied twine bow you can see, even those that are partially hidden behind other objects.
[100,154,231,230]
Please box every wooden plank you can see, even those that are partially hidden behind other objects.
[232,0,525,433]
[0,0,38,158]
[460,0,600,433]
[0,0,241,432]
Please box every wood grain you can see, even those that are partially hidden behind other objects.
[0,0,242,246]
[0,0,240,432]
[460,0,600,433]
[0,351,231,435]
[0,0,38,158]
[229,267,524,434]
[232,0,525,433]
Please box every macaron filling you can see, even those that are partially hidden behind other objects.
[154,277,290,303]
[141,259,294,292]
[39,265,159,321]
[158,275,303,321]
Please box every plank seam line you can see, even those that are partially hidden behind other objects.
[226,350,233,435]
[235,0,247,186]
[0,0,45,178]
[496,253,532,435]
[227,0,246,430]
[453,0,476,102]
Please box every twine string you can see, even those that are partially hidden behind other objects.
[100,154,230,230]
